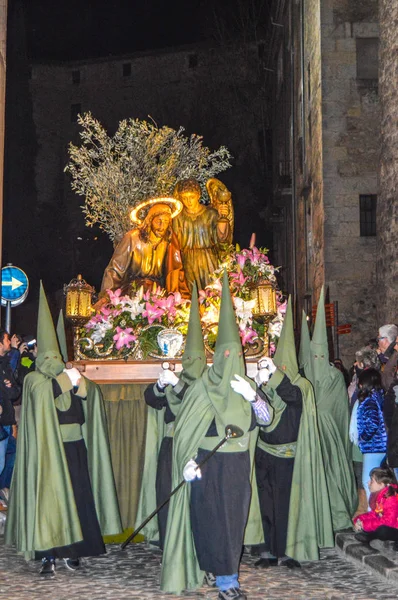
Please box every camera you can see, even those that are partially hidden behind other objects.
[26,339,37,349]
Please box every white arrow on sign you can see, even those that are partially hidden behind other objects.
[2,277,24,291]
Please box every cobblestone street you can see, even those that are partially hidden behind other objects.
[0,542,396,600]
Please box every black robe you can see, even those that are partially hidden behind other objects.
[255,375,302,558]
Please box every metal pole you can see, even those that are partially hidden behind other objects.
[5,300,11,333]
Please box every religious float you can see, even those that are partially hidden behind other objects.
[63,114,285,539]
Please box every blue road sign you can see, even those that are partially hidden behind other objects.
[1,265,29,307]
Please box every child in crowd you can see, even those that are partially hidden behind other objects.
[353,467,398,543]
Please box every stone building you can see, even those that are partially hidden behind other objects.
[268,0,383,364]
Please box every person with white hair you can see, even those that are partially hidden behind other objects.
[377,324,398,391]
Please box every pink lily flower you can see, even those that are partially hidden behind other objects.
[113,327,137,350]
[240,327,257,346]
[236,253,246,269]
[142,302,164,325]
[107,288,122,305]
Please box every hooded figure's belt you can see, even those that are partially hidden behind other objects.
[59,423,83,442]
[257,438,297,458]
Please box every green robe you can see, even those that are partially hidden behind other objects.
[5,371,122,559]
[310,368,357,530]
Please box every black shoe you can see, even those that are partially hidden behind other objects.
[281,558,301,569]
[355,532,373,544]
[254,557,278,568]
[218,588,247,600]
[39,557,56,577]
[204,571,216,587]
[63,558,80,571]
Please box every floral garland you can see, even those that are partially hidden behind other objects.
[80,246,285,359]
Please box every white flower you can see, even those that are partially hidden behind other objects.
[201,305,220,325]
[91,320,113,343]
[233,297,255,325]
[122,297,144,319]
[268,319,283,338]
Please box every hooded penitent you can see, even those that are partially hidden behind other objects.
[259,296,334,559]
[160,270,255,594]
[135,284,208,542]
[307,287,357,530]
[5,283,122,558]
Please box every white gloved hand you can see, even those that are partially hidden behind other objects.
[158,369,179,388]
[255,368,271,386]
[183,459,202,482]
[63,367,81,387]
[258,357,277,374]
[230,374,256,402]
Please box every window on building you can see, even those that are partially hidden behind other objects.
[70,103,81,122]
[72,70,80,84]
[356,38,379,79]
[123,62,132,76]
[188,54,198,69]
[359,194,377,236]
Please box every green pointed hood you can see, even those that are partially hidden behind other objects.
[299,310,312,372]
[273,295,298,381]
[310,286,330,380]
[56,309,68,363]
[215,270,242,350]
[180,284,206,384]
[36,282,64,377]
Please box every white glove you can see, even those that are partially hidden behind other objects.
[256,368,273,386]
[258,357,277,374]
[230,374,256,402]
[183,459,202,482]
[63,367,81,387]
[158,369,179,388]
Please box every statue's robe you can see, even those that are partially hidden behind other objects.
[101,228,169,293]
[172,205,229,291]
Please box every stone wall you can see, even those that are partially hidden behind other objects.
[321,0,380,364]
[377,0,398,325]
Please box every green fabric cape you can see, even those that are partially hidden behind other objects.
[307,288,357,530]
[5,372,122,558]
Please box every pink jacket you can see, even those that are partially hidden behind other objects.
[354,485,398,531]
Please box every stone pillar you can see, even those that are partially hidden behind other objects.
[378,0,398,323]
[0,1,7,272]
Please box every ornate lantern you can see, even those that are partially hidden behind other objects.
[64,274,95,325]
[249,282,277,322]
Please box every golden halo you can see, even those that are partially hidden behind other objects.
[130,197,183,225]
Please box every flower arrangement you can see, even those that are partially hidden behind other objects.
[77,247,285,360]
